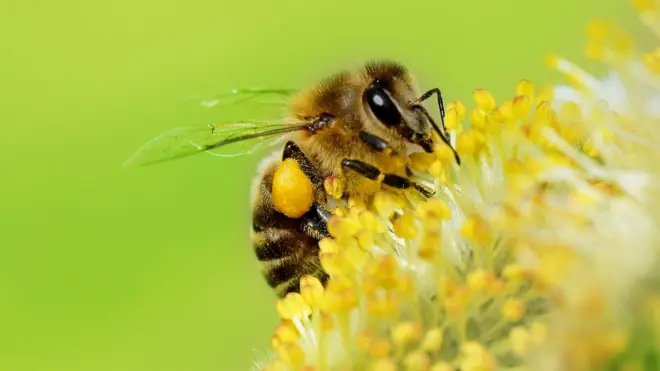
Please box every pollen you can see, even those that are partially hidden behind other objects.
[502,299,526,322]
[404,350,431,371]
[391,321,423,347]
[421,328,444,352]
[276,293,311,320]
[393,211,418,240]
[299,275,324,308]
[473,89,497,111]
[272,158,314,219]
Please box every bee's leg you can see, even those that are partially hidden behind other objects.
[301,203,331,239]
[341,159,435,198]
[282,141,324,186]
[281,141,332,238]
[359,131,391,152]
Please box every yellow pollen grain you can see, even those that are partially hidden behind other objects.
[467,269,493,292]
[421,328,444,351]
[356,329,373,352]
[300,275,324,308]
[319,251,351,276]
[502,264,526,282]
[410,152,437,171]
[392,321,423,347]
[418,231,440,261]
[369,338,392,358]
[323,276,358,312]
[430,362,454,371]
[369,358,398,371]
[275,293,311,320]
[276,342,305,366]
[274,320,300,344]
[515,79,535,98]
[327,215,361,242]
[509,326,530,355]
[393,212,418,240]
[272,158,314,219]
[366,293,398,317]
[324,175,345,200]
[470,108,487,130]
[473,89,497,111]
[404,350,431,371]
[502,299,526,322]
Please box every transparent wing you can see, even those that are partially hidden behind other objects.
[183,88,299,109]
[124,120,307,168]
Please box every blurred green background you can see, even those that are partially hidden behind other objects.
[0,0,643,370]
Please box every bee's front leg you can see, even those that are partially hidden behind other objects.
[341,159,435,198]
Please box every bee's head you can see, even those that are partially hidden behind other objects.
[359,60,440,153]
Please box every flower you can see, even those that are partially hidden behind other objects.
[253,2,660,370]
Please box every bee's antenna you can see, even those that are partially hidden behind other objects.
[413,104,460,166]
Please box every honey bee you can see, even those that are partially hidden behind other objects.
[125,60,460,297]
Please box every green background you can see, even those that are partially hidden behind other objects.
[0,1,642,370]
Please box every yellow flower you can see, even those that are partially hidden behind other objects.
[254,2,660,370]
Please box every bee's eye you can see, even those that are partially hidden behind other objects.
[364,86,402,127]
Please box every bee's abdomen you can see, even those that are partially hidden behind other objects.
[252,228,326,297]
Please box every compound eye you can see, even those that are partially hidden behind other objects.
[364,85,402,127]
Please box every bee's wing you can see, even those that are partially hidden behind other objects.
[124,120,308,168]
[185,88,299,109]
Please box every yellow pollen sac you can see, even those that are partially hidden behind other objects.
[502,299,526,322]
[274,320,300,344]
[416,198,450,222]
[502,264,526,282]
[430,362,454,371]
[276,342,305,366]
[318,237,340,253]
[323,175,345,200]
[511,95,531,120]
[356,329,374,352]
[369,338,392,358]
[404,350,431,371]
[276,293,311,320]
[393,212,418,240]
[418,231,441,261]
[369,358,397,371]
[300,275,324,308]
[473,89,496,112]
[444,107,461,132]
[421,328,444,352]
[319,251,351,276]
[392,321,423,347]
[272,158,314,219]
[327,215,361,242]
[467,269,494,292]
[398,273,416,296]
[373,191,404,220]
[322,276,358,312]
[410,152,437,172]
[515,80,534,99]
[456,130,483,156]
[470,108,487,130]
[460,215,491,244]
[365,292,398,317]
[460,342,496,371]
[509,326,530,355]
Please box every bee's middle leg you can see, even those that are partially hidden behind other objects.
[341,159,435,198]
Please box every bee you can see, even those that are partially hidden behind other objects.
[125,60,460,297]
